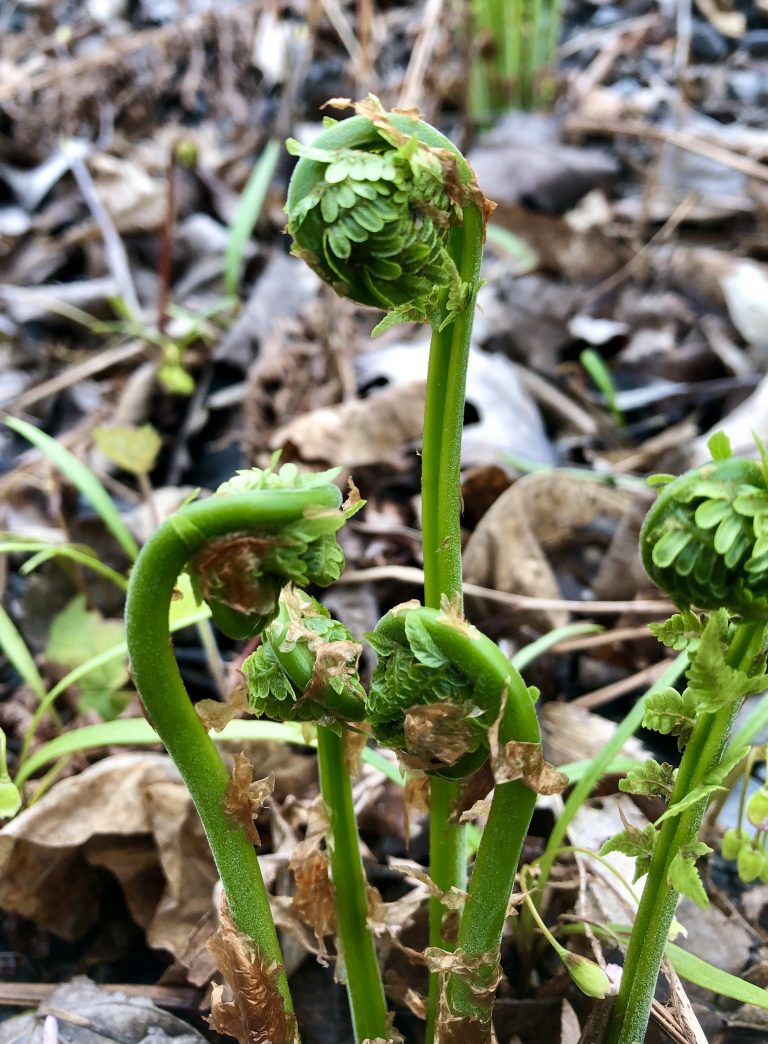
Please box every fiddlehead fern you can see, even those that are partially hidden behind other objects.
[606,436,768,1044]
[125,460,360,1025]
[286,95,490,332]
[641,450,768,618]
[246,586,388,1041]
[365,601,565,1034]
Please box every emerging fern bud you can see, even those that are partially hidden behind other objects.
[365,600,539,779]
[186,456,362,639]
[286,96,492,333]
[640,439,768,618]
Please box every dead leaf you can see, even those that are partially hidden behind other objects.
[463,472,632,631]
[403,703,475,769]
[272,379,426,468]
[490,738,568,795]
[0,754,217,966]
[391,862,468,911]
[196,681,249,732]
[207,902,297,1044]
[289,848,337,955]
[224,754,274,846]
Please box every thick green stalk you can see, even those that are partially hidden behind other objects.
[126,488,339,1015]
[316,726,389,1041]
[606,620,767,1044]
[422,195,485,1042]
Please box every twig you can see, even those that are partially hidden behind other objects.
[573,661,670,709]
[565,114,768,184]
[398,0,445,110]
[338,565,672,615]
[64,143,140,316]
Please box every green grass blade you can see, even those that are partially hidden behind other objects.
[5,417,139,561]
[0,540,128,590]
[15,718,311,786]
[225,138,281,297]
[0,604,46,701]
[665,941,768,1009]
[511,622,602,672]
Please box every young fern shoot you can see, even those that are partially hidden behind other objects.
[285,95,496,1039]
[125,459,361,1037]
[604,435,768,1044]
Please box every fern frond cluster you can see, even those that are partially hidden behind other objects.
[286,96,489,332]
[641,444,768,617]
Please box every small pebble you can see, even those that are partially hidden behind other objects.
[729,69,765,105]
[690,19,729,62]
[741,29,768,57]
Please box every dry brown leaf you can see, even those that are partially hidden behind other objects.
[459,798,492,824]
[403,704,474,769]
[289,848,337,954]
[463,472,632,631]
[272,379,425,467]
[196,681,249,732]
[490,737,568,796]
[391,863,468,911]
[224,754,274,846]
[207,903,297,1044]
[426,947,501,1044]
[0,754,216,967]
[403,771,430,847]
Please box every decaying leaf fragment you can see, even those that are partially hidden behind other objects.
[488,700,568,795]
[288,798,337,956]
[437,593,479,638]
[224,754,275,845]
[425,947,501,1044]
[391,862,468,911]
[403,703,474,768]
[196,681,249,732]
[207,904,297,1044]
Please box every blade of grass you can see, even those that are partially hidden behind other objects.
[225,139,281,297]
[0,541,128,590]
[0,604,46,702]
[5,417,139,561]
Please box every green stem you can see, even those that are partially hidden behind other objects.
[316,726,389,1042]
[421,188,484,1042]
[126,488,339,1016]
[606,620,767,1044]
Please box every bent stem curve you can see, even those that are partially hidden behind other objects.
[126,487,341,1015]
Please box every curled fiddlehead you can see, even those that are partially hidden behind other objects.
[243,585,387,1040]
[125,459,361,1021]
[366,601,540,779]
[640,440,768,617]
[286,95,492,332]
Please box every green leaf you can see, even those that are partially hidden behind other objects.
[649,610,702,651]
[600,820,658,882]
[643,687,698,747]
[45,596,128,720]
[687,611,768,713]
[619,759,675,799]
[225,138,280,296]
[5,416,139,560]
[666,940,768,1008]
[707,431,732,462]
[92,424,162,477]
[405,613,448,669]
[667,843,712,909]
[0,604,46,701]
[655,783,724,825]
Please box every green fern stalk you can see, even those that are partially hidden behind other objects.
[125,461,360,1022]
[605,438,768,1043]
[285,97,492,1040]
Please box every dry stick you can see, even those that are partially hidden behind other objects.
[65,146,140,317]
[565,115,768,184]
[572,660,670,710]
[398,0,446,110]
[14,342,147,412]
[337,565,673,615]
